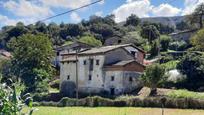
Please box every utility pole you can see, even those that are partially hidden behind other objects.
[75,48,79,99]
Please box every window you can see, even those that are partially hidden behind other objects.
[131,51,136,56]
[118,40,122,44]
[57,51,60,56]
[83,60,86,65]
[129,77,133,82]
[111,76,114,81]
[96,60,100,65]
[89,75,92,81]
[89,59,94,71]
[67,75,70,80]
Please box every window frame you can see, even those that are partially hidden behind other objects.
[111,76,115,81]
[96,59,100,65]
[67,75,70,80]
[89,75,92,81]
[83,60,86,65]
[129,76,133,82]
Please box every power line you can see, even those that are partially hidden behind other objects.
[38,0,103,23]
[165,0,177,4]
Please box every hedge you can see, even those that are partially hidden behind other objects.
[34,96,204,109]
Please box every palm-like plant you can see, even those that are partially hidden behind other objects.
[141,64,166,96]
[0,77,36,115]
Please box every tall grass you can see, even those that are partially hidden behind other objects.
[167,90,204,99]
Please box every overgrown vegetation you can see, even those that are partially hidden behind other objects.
[141,64,166,96]
[0,77,35,114]
[2,34,54,93]
[177,52,204,90]
[167,90,204,100]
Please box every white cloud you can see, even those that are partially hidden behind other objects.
[4,0,52,18]
[95,11,103,16]
[0,15,18,26]
[70,12,81,23]
[0,14,37,26]
[182,0,204,15]
[98,0,105,5]
[112,0,153,22]
[41,0,92,9]
[152,4,181,17]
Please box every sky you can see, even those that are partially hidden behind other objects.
[0,0,203,27]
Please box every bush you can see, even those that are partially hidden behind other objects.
[34,95,204,109]
[167,90,204,99]
[160,54,174,63]
[169,40,188,51]
[160,35,171,51]
[60,81,76,97]
[33,93,51,102]
[161,60,179,71]
[50,79,60,89]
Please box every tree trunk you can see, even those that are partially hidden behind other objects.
[200,15,203,29]
[150,87,157,96]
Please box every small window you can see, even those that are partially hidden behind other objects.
[89,59,94,71]
[96,60,100,65]
[57,52,60,56]
[83,60,86,65]
[111,76,114,81]
[129,77,133,82]
[67,75,70,80]
[89,75,92,81]
[131,51,136,56]
[118,40,122,44]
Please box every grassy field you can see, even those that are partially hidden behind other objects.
[23,107,204,115]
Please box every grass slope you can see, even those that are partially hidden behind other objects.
[24,107,204,115]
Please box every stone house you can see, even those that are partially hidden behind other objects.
[169,29,198,42]
[60,44,145,95]
[53,41,93,68]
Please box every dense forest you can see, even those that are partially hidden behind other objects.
[0,14,182,51]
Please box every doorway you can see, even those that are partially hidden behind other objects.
[110,88,115,95]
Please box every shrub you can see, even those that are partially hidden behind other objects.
[167,90,204,99]
[169,40,188,51]
[0,78,34,114]
[60,81,76,97]
[160,35,171,51]
[160,54,174,63]
[33,93,51,102]
[161,60,179,71]
[50,79,60,89]
[34,95,204,109]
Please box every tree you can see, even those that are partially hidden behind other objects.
[176,21,190,31]
[9,34,54,92]
[141,25,160,43]
[141,64,165,96]
[35,21,48,34]
[150,40,159,57]
[79,36,102,46]
[187,3,204,29]
[190,28,204,51]
[142,21,174,34]
[177,52,204,89]
[67,24,85,37]
[160,35,171,51]
[125,14,140,26]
